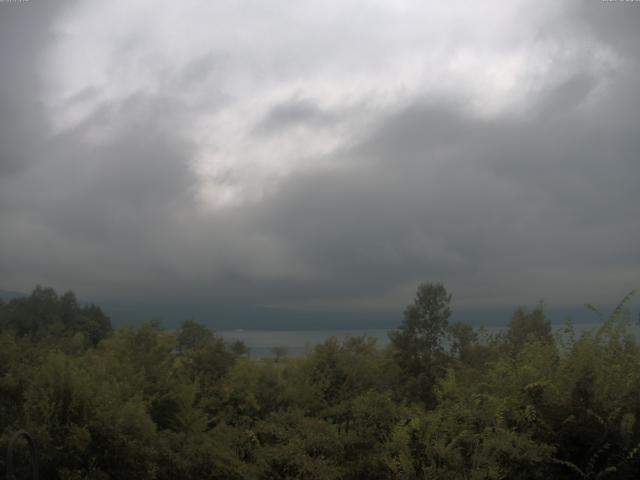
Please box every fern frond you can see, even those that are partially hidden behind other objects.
[594,465,618,479]
[595,291,636,341]
[609,290,635,322]
[586,442,610,475]
[585,303,604,322]
[552,457,586,478]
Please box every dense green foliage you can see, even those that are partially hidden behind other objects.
[1,285,639,479]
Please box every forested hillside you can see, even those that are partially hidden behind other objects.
[1,285,639,479]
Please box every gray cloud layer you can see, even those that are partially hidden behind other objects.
[0,1,638,326]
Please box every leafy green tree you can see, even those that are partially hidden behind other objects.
[253,410,345,480]
[389,282,452,406]
[271,345,289,360]
[230,339,250,357]
[340,391,405,479]
[548,295,640,479]
[503,304,552,354]
[175,320,236,392]
[177,319,214,353]
[300,336,387,420]
[73,303,112,347]
[154,428,252,480]
[4,283,640,479]
[217,358,290,427]
[448,321,478,364]
[0,286,111,347]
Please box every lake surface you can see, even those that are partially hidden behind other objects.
[219,329,391,358]
[220,322,640,358]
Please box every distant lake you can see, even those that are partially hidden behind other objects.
[220,321,640,358]
[219,329,391,358]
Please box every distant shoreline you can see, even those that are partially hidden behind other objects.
[219,322,640,357]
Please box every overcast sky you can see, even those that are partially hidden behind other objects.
[1,1,638,326]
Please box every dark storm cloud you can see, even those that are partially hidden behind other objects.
[0,0,638,323]
[42,95,194,236]
[179,52,225,87]
[253,98,334,136]
[0,1,202,295]
[0,92,197,294]
[247,64,640,308]
[0,1,68,175]
[577,1,640,56]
